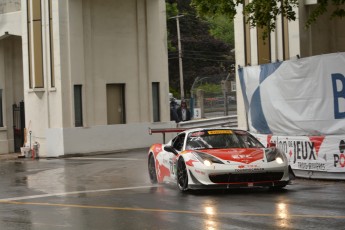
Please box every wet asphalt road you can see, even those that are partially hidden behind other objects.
[0,149,345,230]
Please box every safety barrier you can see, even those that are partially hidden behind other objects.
[177,115,238,129]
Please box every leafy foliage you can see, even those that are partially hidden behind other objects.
[191,0,345,37]
[195,83,222,94]
[166,0,234,99]
[166,2,179,17]
[166,2,179,52]
[206,15,234,45]
[306,0,345,27]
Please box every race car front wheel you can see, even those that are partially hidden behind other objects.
[148,154,158,184]
[177,158,188,191]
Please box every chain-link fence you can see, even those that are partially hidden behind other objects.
[189,73,237,119]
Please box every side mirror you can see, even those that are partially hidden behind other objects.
[164,145,178,155]
[267,142,276,148]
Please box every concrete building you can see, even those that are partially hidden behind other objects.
[0,0,173,156]
[234,0,345,130]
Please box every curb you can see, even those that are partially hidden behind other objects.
[0,153,22,161]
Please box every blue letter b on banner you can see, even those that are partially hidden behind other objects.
[332,73,345,119]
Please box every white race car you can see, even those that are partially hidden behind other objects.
[148,128,294,191]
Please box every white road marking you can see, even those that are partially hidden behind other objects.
[67,157,144,161]
[0,185,159,202]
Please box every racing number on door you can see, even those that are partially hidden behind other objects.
[169,157,177,176]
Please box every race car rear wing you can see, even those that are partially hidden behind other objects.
[148,128,187,143]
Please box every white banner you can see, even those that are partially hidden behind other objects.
[239,52,345,135]
[253,133,345,173]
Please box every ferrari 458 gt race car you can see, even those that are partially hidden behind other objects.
[148,128,294,191]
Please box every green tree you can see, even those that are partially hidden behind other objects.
[166,2,179,52]
[191,0,345,36]
[166,0,234,99]
[196,83,222,95]
[206,15,234,46]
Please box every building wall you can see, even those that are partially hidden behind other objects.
[0,3,22,154]
[235,1,345,131]
[0,36,24,154]
[0,0,21,14]
[20,0,171,156]
[234,5,247,130]
[299,4,345,57]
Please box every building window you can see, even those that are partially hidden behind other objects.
[244,0,251,66]
[257,26,271,65]
[106,84,126,124]
[282,15,289,60]
[152,82,160,122]
[74,85,83,127]
[48,0,55,87]
[0,89,3,127]
[27,0,44,88]
[27,0,32,88]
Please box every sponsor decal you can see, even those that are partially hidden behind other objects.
[191,131,205,137]
[292,141,318,164]
[194,169,205,175]
[169,156,178,175]
[185,159,197,167]
[255,134,345,173]
[235,168,265,172]
[340,140,345,153]
[333,140,345,168]
[295,137,324,164]
[157,161,170,183]
[237,164,260,169]
[202,149,263,164]
[272,137,325,164]
[208,130,232,135]
[334,154,345,168]
[150,144,162,158]
[267,135,273,146]
[155,146,162,152]
[297,162,326,170]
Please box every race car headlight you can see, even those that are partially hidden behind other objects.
[203,159,212,166]
[192,151,224,165]
[275,157,284,164]
[265,148,286,164]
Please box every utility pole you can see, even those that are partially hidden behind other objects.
[170,15,184,99]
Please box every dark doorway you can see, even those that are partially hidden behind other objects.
[13,101,25,152]
[106,84,126,124]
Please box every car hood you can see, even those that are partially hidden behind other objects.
[199,148,264,164]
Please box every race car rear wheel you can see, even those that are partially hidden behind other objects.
[148,154,157,184]
[177,158,188,191]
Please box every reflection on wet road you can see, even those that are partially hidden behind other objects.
[0,149,345,229]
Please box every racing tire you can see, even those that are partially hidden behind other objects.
[177,158,188,192]
[148,154,158,184]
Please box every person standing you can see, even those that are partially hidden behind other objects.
[177,100,191,122]
[170,98,180,123]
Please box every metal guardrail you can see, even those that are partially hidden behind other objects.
[177,115,238,129]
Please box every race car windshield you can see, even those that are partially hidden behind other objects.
[185,130,264,150]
